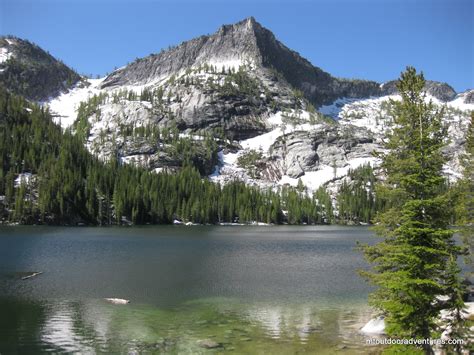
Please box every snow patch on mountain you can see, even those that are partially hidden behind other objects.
[48,78,106,128]
[240,111,321,155]
[120,154,150,167]
[279,157,380,192]
[449,93,474,111]
[320,93,473,182]
[336,95,397,136]
[209,105,382,193]
[208,58,248,71]
[211,146,380,194]
[0,47,12,64]
[86,100,153,159]
[14,172,33,187]
[318,97,358,118]
[210,154,278,193]
[326,93,473,138]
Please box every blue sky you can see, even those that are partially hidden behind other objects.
[1,0,472,92]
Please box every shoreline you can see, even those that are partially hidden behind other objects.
[0,221,371,228]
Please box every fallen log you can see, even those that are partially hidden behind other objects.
[21,272,43,280]
[104,298,130,305]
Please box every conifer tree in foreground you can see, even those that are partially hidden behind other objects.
[359,67,465,354]
[457,112,474,262]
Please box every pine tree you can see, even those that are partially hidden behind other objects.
[0,85,336,227]
[457,113,474,262]
[359,67,464,354]
[441,256,467,355]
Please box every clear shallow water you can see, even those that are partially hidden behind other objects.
[0,226,383,354]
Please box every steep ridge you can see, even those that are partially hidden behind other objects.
[250,18,381,106]
[0,36,81,101]
[100,18,263,89]
[99,17,456,104]
[100,17,381,106]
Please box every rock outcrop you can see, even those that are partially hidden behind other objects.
[267,125,378,179]
[456,89,474,104]
[381,79,457,102]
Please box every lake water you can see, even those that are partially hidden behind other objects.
[0,225,383,354]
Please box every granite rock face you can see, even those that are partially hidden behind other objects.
[100,17,382,107]
[101,18,263,89]
[171,86,271,140]
[93,17,389,146]
[267,125,378,179]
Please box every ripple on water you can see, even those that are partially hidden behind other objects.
[1,297,381,354]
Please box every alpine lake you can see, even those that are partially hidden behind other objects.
[0,225,387,354]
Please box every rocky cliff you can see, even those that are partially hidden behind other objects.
[100,18,382,106]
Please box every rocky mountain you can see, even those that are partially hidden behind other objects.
[456,89,474,104]
[101,17,381,107]
[0,36,81,101]
[380,80,457,102]
[27,17,473,195]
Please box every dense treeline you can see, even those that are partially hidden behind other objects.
[1,84,470,229]
[336,163,378,224]
[0,87,334,225]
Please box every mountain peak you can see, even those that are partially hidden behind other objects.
[0,35,80,101]
[100,18,381,105]
[226,16,260,30]
[242,16,262,30]
[101,18,265,89]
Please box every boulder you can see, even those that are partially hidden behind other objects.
[360,316,385,335]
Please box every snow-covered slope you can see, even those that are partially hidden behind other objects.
[207,108,380,193]
[38,18,473,196]
[48,78,106,127]
[45,73,473,199]
[321,93,473,182]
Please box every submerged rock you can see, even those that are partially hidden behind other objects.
[299,325,323,334]
[197,339,223,349]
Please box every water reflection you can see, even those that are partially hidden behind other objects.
[2,297,380,354]
[0,226,381,353]
[41,301,94,353]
